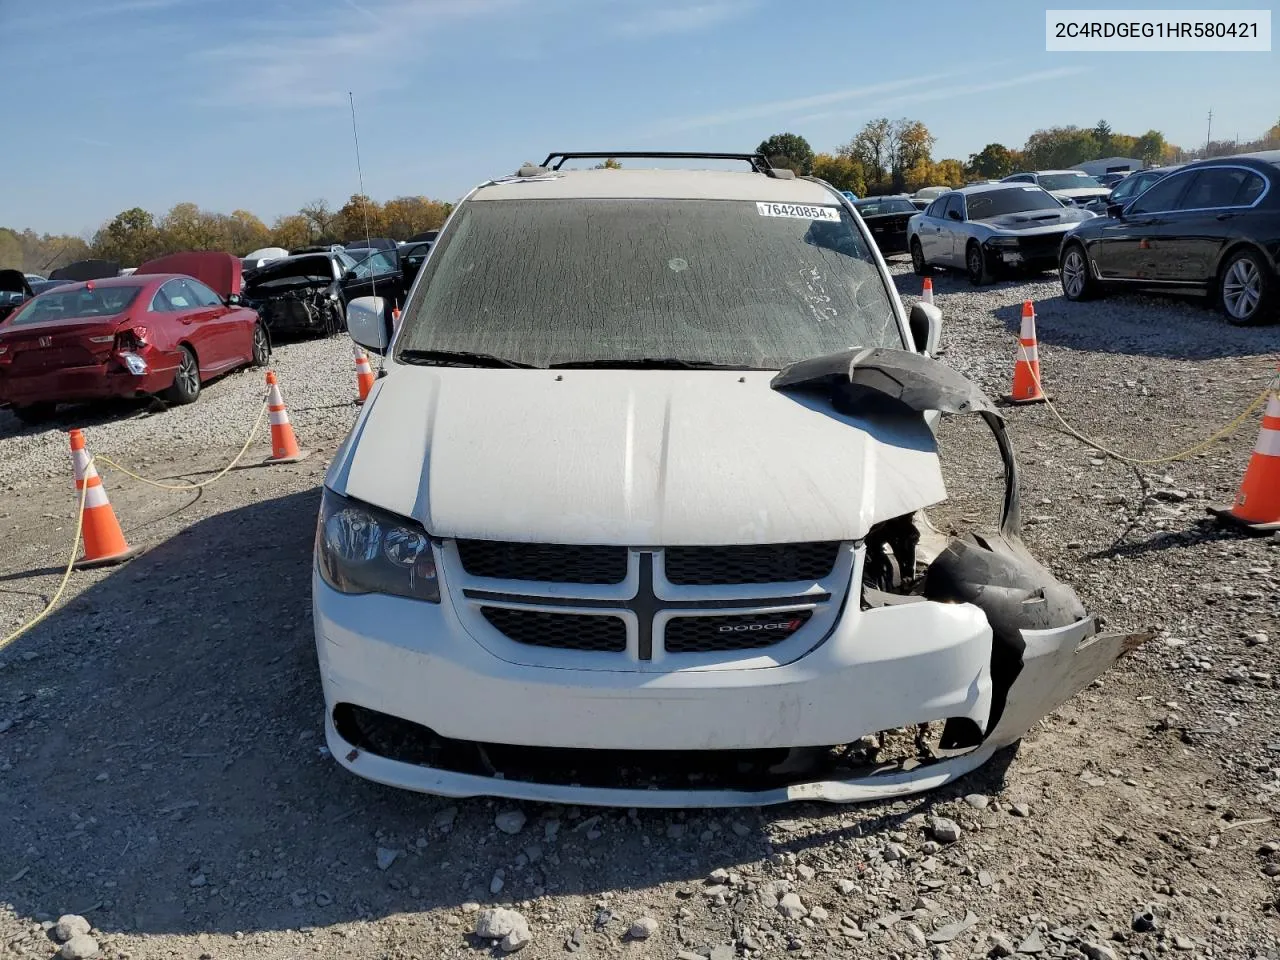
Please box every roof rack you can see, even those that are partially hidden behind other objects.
[541,152,783,177]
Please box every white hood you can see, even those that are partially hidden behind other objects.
[1050,187,1110,200]
[328,367,946,545]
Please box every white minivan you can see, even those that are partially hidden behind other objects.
[312,151,1144,807]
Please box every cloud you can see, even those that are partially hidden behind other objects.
[7,0,184,31]
[791,67,1091,125]
[192,0,526,109]
[646,73,958,136]
[611,2,755,39]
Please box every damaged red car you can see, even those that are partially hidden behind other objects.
[0,252,269,423]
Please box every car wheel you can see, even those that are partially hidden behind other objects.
[966,242,990,286]
[1060,243,1100,301]
[163,345,201,405]
[11,402,56,425]
[1219,249,1274,326]
[910,238,931,276]
[250,322,271,367]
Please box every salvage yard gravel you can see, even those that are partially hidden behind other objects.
[1,261,1278,959]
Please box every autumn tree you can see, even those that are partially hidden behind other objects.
[270,214,312,251]
[1133,130,1169,166]
[592,158,623,170]
[840,119,894,193]
[757,133,815,175]
[158,202,226,251]
[299,199,337,243]
[811,153,866,196]
[382,196,451,238]
[0,229,23,271]
[91,207,163,265]
[335,194,386,243]
[887,120,935,191]
[223,210,272,254]
[1093,119,1113,156]
[1022,126,1100,168]
[967,143,1019,179]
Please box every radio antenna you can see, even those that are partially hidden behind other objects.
[348,91,376,303]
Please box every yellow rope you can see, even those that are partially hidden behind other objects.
[1,395,271,650]
[0,468,89,651]
[1019,344,1275,466]
[95,398,269,490]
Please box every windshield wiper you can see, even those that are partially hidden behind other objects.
[398,348,536,369]
[550,358,766,370]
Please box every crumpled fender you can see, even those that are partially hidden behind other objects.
[772,347,1022,536]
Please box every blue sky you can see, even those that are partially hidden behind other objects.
[4,0,1276,236]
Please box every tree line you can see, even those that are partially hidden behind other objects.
[760,116,1280,195]
[6,115,1277,275]
[0,193,452,276]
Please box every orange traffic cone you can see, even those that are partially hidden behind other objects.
[264,371,309,464]
[353,344,376,404]
[1210,374,1280,533]
[921,277,934,305]
[1004,300,1046,404]
[391,305,402,332]
[69,430,140,568]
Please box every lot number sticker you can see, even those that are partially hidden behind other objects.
[757,202,841,221]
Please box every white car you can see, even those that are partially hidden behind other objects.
[1001,170,1111,208]
[315,151,1145,807]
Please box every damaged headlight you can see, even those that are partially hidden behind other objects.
[316,489,439,602]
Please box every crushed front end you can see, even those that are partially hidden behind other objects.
[313,349,1148,806]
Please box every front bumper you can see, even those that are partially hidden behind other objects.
[983,235,1067,271]
[312,573,1141,806]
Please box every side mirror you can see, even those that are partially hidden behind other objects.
[226,293,242,306]
[908,302,942,356]
[347,296,389,353]
[946,210,962,221]
[1106,202,1125,218]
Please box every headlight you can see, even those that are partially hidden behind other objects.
[984,236,1019,247]
[316,489,439,602]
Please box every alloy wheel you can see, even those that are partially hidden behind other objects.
[1222,257,1261,320]
[178,351,199,394]
[1062,249,1086,298]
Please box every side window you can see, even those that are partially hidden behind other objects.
[183,279,223,307]
[1180,168,1252,210]
[1110,176,1139,201]
[942,195,964,221]
[1127,172,1191,214]
[150,280,182,312]
[1007,174,1031,183]
[1233,171,1267,206]
[924,199,942,218]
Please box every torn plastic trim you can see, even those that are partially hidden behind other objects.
[772,347,1021,538]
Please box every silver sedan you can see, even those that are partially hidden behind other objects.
[907,183,1096,285]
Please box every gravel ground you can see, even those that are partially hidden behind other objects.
[1,264,1279,960]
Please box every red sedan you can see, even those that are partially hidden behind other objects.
[0,252,269,424]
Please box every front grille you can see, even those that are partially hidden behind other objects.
[664,611,814,653]
[457,540,627,583]
[1016,233,1066,260]
[664,542,840,585]
[481,607,626,652]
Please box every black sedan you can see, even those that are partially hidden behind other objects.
[1059,152,1280,326]
[849,196,918,255]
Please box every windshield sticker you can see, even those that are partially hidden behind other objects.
[757,202,841,222]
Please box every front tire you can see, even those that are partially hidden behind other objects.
[1219,249,1274,326]
[966,242,991,286]
[1060,243,1101,301]
[163,345,201,405]
[910,238,931,276]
